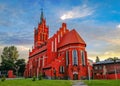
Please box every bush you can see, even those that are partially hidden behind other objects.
[1,75,6,82]
[32,76,36,81]
[38,73,42,80]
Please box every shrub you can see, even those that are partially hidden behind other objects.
[32,76,36,81]
[1,75,6,82]
[38,73,42,80]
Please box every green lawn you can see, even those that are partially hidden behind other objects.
[1,79,120,86]
[84,80,120,86]
[0,79,72,86]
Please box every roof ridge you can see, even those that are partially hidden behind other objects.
[58,29,86,48]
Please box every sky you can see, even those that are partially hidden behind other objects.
[0,0,120,62]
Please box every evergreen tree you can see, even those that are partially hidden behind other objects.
[95,56,100,63]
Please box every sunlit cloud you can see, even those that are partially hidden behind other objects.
[17,45,30,51]
[60,4,95,20]
[116,24,120,29]
[76,21,120,61]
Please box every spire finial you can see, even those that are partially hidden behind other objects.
[40,8,44,23]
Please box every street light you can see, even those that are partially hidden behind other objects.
[88,66,91,80]
[15,65,20,77]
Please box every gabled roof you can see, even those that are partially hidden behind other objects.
[94,59,120,65]
[58,29,86,48]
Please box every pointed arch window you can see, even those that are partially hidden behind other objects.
[72,49,78,66]
[81,50,86,66]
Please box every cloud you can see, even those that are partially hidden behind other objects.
[0,31,33,45]
[60,4,95,20]
[116,24,120,29]
[111,10,120,14]
[73,21,120,61]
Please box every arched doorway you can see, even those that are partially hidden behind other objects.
[73,74,78,80]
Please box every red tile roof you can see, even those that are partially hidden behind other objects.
[58,29,86,48]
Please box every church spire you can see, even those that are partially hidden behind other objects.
[40,8,44,23]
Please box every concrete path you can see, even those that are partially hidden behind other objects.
[72,81,88,86]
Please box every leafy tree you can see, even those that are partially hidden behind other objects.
[1,46,19,62]
[1,59,15,70]
[95,56,100,63]
[15,59,26,76]
[0,46,19,72]
[105,57,119,61]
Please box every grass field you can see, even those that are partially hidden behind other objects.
[0,79,72,86]
[1,79,120,86]
[84,80,120,86]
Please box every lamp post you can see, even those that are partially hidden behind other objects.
[88,65,91,81]
[15,65,19,78]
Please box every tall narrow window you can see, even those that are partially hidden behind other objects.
[38,58,40,68]
[61,32,63,37]
[60,66,62,73]
[42,57,44,67]
[64,27,66,33]
[66,51,69,66]
[62,66,64,73]
[55,38,57,52]
[72,49,78,66]
[58,35,60,43]
[81,50,86,66]
[59,66,65,74]
[40,33,42,41]
[52,41,54,52]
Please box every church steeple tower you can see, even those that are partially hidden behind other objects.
[34,9,49,48]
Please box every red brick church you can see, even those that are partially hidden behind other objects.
[24,10,89,80]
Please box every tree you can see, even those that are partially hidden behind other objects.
[1,46,19,71]
[15,59,26,76]
[105,57,119,61]
[95,56,100,63]
[1,59,15,70]
[1,46,19,62]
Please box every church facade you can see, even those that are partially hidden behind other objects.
[24,11,89,80]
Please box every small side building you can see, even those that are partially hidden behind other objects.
[93,60,120,79]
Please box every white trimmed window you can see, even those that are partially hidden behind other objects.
[72,49,78,66]
[81,50,86,66]
[59,66,64,74]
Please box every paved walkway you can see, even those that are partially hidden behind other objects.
[72,81,88,86]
